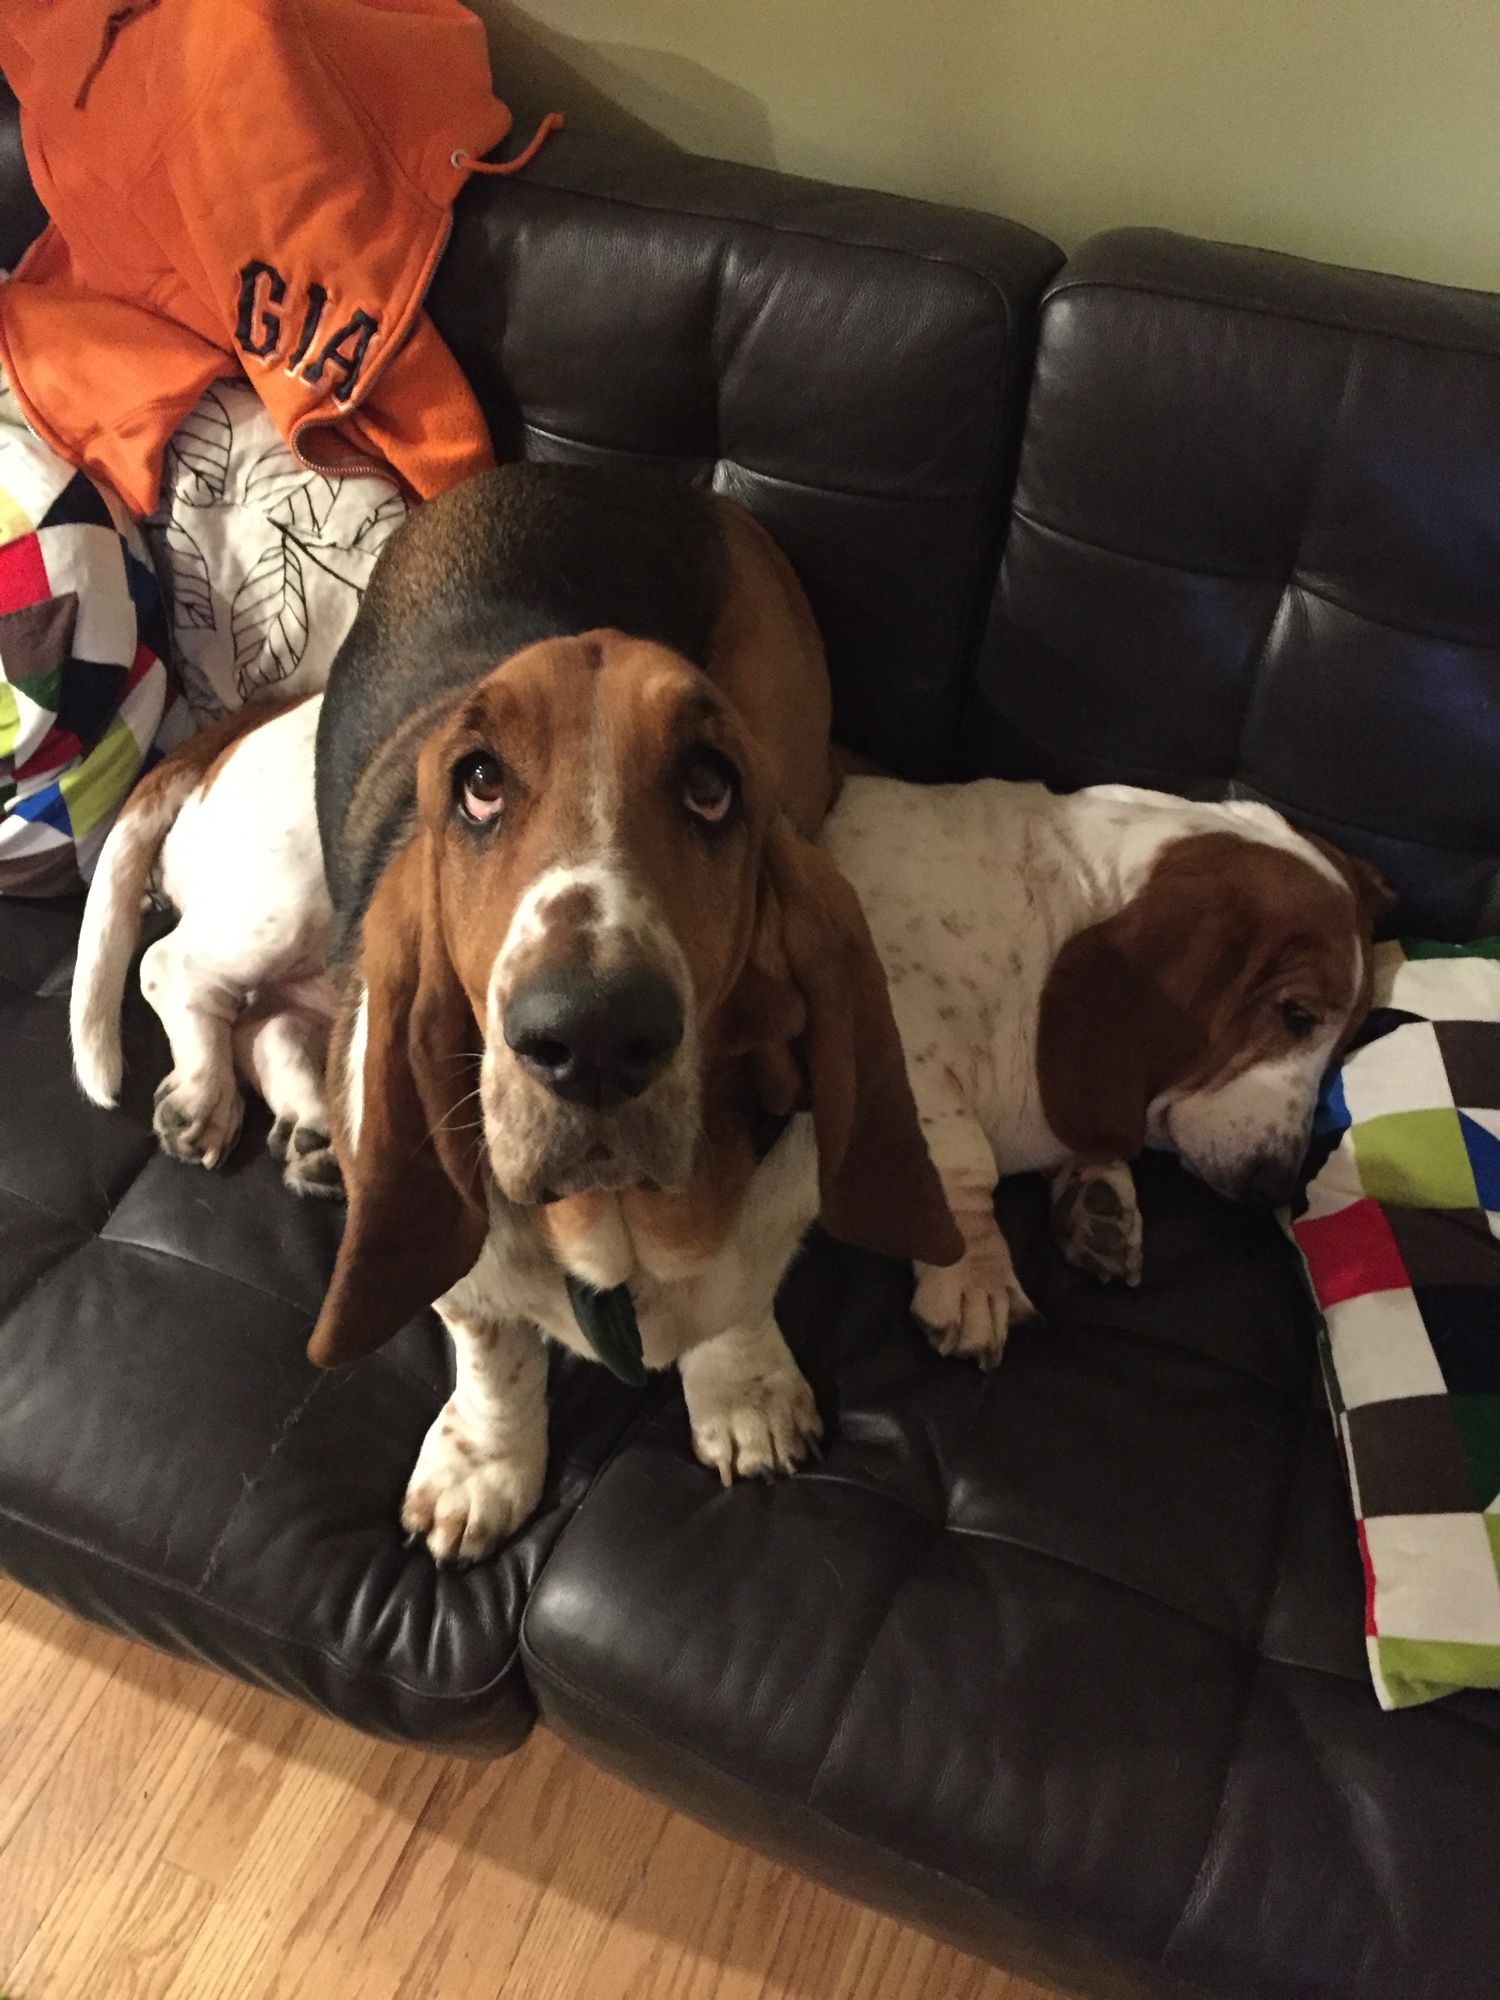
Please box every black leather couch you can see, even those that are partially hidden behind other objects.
[2,92,1498,2000]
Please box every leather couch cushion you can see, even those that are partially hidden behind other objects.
[971,228,1500,941]
[429,122,1062,779]
[524,1158,1500,2000]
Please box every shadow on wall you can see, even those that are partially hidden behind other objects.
[476,0,777,169]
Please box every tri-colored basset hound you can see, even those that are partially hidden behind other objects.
[822,778,1392,1365]
[73,464,960,1562]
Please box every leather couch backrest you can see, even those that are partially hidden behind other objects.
[427,127,1059,777]
[973,228,1500,940]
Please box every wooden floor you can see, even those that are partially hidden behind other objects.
[0,1582,1074,2000]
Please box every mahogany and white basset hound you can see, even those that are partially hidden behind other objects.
[822,778,1392,1365]
[73,463,959,1563]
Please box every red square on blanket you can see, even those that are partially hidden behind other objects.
[1294,1198,1411,1306]
[0,532,51,613]
[15,726,83,782]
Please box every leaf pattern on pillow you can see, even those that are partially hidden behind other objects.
[142,380,407,716]
[157,520,215,631]
[232,535,309,699]
[164,388,233,506]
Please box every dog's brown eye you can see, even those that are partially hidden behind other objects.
[683,751,737,825]
[1281,1000,1319,1040]
[455,752,505,825]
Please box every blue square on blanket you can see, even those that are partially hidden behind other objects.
[10,781,72,832]
[1313,1066,1350,1140]
[1458,1113,1500,1210]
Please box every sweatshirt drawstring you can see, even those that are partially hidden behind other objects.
[452,111,565,178]
[75,0,162,111]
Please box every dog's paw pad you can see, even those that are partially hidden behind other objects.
[914,1247,1035,1370]
[282,1125,343,1200]
[1052,1163,1143,1286]
[153,1071,243,1171]
[690,1369,822,1486]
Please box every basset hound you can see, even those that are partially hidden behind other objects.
[73,465,960,1562]
[821,778,1392,1365]
[310,464,960,1559]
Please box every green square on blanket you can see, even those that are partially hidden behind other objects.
[1289,938,1500,1710]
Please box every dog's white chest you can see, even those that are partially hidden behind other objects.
[448,1118,819,1374]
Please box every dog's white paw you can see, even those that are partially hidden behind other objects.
[1051,1161,1143,1286]
[914,1228,1038,1370]
[689,1364,822,1486]
[269,1114,344,1200]
[153,1069,243,1170]
[401,1403,546,1565]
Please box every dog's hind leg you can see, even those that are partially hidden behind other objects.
[140,933,244,1170]
[233,999,341,1199]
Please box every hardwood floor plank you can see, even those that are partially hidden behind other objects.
[158,1681,311,1890]
[157,1716,396,2000]
[0,1629,200,1979]
[0,1590,131,1853]
[77,1856,216,2000]
[6,1665,236,1997]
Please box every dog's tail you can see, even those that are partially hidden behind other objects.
[70,759,200,1106]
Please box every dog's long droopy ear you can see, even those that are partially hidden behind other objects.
[755,822,962,1268]
[308,840,490,1368]
[1035,913,1163,1164]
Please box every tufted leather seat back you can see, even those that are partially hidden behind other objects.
[428,127,1061,778]
[972,229,1500,940]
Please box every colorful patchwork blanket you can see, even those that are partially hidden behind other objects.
[0,369,183,894]
[1291,939,1500,1708]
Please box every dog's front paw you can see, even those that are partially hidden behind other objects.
[1051,1161,1143,1286]
[914,1221,1038,1370]
[401,1403,546,1565]
[269,1115,344,1201]
[153,1070,243,1170]
[690,1364,822,1487]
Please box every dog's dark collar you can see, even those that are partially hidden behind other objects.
[564,1273,648,1386]
[561,1112,791,1385]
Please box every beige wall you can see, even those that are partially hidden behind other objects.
[480,0,1500,291]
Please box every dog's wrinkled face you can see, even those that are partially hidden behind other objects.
[307,628,962,1372]
[418,632,768,1207]
[1039,829,1392,1203]
[1143,843,1375,1202]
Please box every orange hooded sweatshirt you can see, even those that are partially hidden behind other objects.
[0,0,559,515]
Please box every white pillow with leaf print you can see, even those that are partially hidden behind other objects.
[143,379,407,720]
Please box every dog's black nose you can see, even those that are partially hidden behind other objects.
[1237,1155,1300,1206]
[504,966,684,1108]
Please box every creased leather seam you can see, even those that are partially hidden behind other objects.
[1010,495,1500,656]
[0,1504,524,1709]
[1044,266,1500,368]
[196,1371,329,1594]
[1225,334,1366,767]
[803,1516,944,1811]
